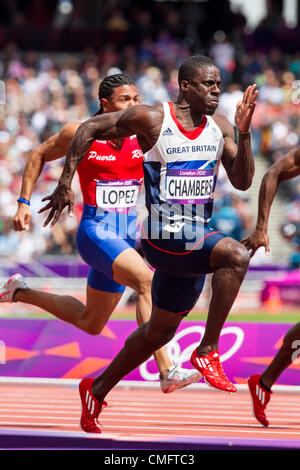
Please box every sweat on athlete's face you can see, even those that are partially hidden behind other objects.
[102,85,139,113]
[181,65,222,114]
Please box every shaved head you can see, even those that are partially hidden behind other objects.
[178,55,216,85]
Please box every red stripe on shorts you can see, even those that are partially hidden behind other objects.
[141,225,223,255]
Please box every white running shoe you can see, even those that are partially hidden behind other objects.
[0,274,28,303]
[160,364,202,393]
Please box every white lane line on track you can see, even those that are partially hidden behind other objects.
[2,391,300,404]
[0,421,79,428]
[88,425,300,437]
[0,415,78,421]
[1,414,299,426]
[107,402,300,410]
[1,377,299,395]
[0,404,79,410]
[1,397,300,411]
[0,420,300,437]
[1,407,300,419]
[103,415,300,424]
[0,409,79,414]
[0,398,80,404]
[0,420,299,438]
[105,407,300,415]
[0,400,299,416]
[2,390,299,400]
[0,414,299,430]
[102,397,300,407]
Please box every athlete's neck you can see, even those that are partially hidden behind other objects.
[173,100,205,129]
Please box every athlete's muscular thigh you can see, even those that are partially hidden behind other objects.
[209,237,250,270]
[112,247,153,292]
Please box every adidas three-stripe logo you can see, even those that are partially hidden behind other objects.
[85,390,95,415]
[256,385,265,405]
[162,127,174,136]
[195,356,214,372]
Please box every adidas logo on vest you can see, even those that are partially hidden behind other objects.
[162,127,174,136]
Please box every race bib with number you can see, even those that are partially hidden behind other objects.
[96,179,141,209]
[165,168,214,204]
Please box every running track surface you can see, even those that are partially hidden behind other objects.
[0,380,299,450]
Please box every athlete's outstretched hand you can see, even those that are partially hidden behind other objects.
[241,229,270,258]
[235,84,258,133]
[39,184,74,228]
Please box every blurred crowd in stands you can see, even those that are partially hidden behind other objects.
[0,0,300,266]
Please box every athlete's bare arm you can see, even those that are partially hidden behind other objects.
[214,84,258,191]
[241,146,300,257]
[40,104,162,227]
[13,122,80,231]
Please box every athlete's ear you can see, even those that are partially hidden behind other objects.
[101,98,110,113]
[180,80,189,92]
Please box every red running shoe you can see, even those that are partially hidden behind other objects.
[190,349,237,393]
[247,374,272,427]
[79,378,107,433]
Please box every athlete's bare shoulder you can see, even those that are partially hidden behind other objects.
[55,121,81,148]
[212,113,235,139]
[39,121,82,163]
[119,103,164,130]
[118,103,164,151]
[274,145,300,181]
[59,121,81,140]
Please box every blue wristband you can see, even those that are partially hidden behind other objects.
[17,198,30,206]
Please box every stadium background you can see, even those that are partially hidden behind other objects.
[0,0,300,322]
[1,2,300,449]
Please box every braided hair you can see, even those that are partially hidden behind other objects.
[94,73,136,116]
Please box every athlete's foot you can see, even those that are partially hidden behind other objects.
[247,374,272,427]
[79,378,107,433]
[190,348,237,393]
[0,274,28,303]
[160,364,202,393]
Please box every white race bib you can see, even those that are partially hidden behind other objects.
[166,168,214,204]
[96,179,140,209]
